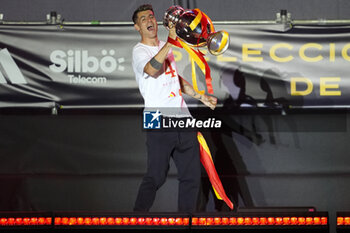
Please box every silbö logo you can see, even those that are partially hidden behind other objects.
[143,110,222,129]
[49,49,125,84]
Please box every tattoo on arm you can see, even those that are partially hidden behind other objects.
[149,57,162,70]
[181,81,203,100]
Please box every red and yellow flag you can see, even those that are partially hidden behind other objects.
[168,36,213,95]
[197,132,234,210]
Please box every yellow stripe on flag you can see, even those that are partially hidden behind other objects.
[190,9,202,31]
[197,132,223,200]
[217,31,229,53]
[178,39,206,73]
[191,59,205,95]
[197,132,213,162]
[178,39,206,94]
[213,188,222,200]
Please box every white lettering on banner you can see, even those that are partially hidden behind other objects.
[68,75,107,84]
[0,48,27,84]
[176,42,350,63]
[49,49,125,85]
[49,50,118,73]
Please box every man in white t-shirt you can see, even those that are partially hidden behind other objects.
[132,4,217,212]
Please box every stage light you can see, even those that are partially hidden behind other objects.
[137,217,144,225]
[283,217,290,225]
[122,217,129,225]
[84,217,92,225]
[168,217,175,225]
[206,217,213,225]
[345,217,350,225]
[267,217,275,225]
[100,217,107,225]
[306,217,313,225]
[160,218,167,225]
[198,217,206,225]
[237,217,244,225]
[229,217,237,225]
[92,217,99,225]
[192,217,198,225]
[7,218,15,225]
[61,217,69,225]
[244,217,252,225]
[250,217,257,225]
[129,217,137,225]
[68,217,76,225]
[175,217,183,225]
[152,217,160,225]
[145,217,152,225]
[15,218,22,226]
[259,217,267,225]
[275,217,283,225]
[221,217,229,225]
[298,217,306,225]
[313,217,321,225]
[214,217,221,225]
[115,217,122,225]
[291,217,298,225]
[77,217,84,225]
[183,218,189,225]
[107,217,114,225]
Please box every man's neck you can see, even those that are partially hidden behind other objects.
[141,37,159,47]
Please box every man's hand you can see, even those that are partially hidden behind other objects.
[168,22,177,40]
[200,94,217,110]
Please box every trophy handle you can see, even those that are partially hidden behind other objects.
[207,30,230,55]
[163,5,185,29]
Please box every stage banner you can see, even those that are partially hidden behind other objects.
[0,24,350,109]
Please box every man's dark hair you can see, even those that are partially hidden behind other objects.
[132,4,154,24]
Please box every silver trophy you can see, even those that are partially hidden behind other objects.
[163,5,229,55]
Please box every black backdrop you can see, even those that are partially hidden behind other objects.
[0,109,349,214]
[1,0,350,22]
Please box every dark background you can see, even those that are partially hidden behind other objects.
[1,1,350,233]
[1,0,350,22]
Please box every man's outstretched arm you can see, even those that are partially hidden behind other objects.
[179,75,217,110]
[143,24,176,78]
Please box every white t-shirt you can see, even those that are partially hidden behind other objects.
[132,41,191,117]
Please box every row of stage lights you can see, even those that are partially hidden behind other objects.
[11,211,350,233]
[0,216,328,226]
[54,216,328,226]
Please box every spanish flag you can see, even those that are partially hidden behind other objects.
[197,132,234,210]
[167,36,213,95]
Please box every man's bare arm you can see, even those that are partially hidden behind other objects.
[143,25,176,77]
[179,76,217,110]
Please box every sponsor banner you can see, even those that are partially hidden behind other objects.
[1,24,350,109]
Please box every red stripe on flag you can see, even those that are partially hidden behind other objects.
[198,132,234,209]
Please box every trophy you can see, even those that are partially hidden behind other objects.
[163,5,229,55]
